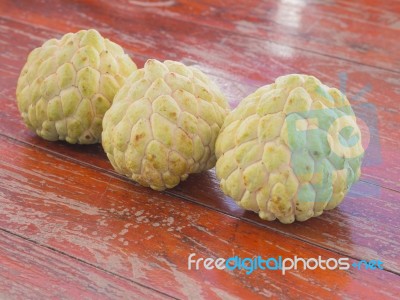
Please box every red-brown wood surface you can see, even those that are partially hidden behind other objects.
[0,230,169,299]
[1,0,400,299]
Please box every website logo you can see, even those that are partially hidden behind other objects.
[188,253,384,275]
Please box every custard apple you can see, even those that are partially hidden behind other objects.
[102,59,230,190]
[215,74,364,223]
[16,29,137,144]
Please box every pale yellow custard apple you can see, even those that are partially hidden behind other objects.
[102,59,230,190]
[215,74,364,223]
[16,29,137,144]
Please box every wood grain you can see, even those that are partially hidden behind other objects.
[0,16,399,275]
[0,125,399,275]
[1,1,400,108]
[1,135,399,299]
[0,230,170,299]
[2,0,400,72]
[1,0,399,298]
[0,16,399,191]
[110,0,400,71]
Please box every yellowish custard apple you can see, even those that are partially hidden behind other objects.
[215,74,364,223]
[16,29,137,144]
[102,59,230,190]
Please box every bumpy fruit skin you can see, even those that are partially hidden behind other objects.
[16,29,137,144]
[215,74,364,223]
[102,59,230,191]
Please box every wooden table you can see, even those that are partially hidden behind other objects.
[1,0,399,299]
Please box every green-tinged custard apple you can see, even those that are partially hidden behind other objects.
[16,29,137,144]
[215,74,364,223]
[102,59,230,191]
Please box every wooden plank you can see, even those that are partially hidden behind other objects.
[1,14,399,112]
[0,230,170,299]
[111,0,400,72]
[0,135,399,299]
[0,2,400,110]
[1,122,399,275]
[310,0,400,27]
[0,17,398,192]
[1,0,400,72]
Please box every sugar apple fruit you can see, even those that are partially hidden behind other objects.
[16,29,137,144]
[215,74,364,223]
[102,59,230,191]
